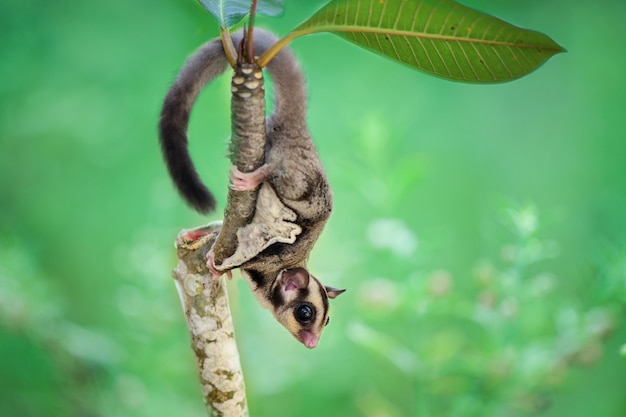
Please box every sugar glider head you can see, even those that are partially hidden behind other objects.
[270,267,345,348]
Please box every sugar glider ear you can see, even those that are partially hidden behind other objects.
[325,286,346,299]
[281,267,310,292]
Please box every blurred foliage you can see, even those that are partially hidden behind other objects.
[349,204,624,416]
[1,1,625,417]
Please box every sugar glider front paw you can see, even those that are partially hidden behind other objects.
[229,164,271,191]
[206,250,233,280]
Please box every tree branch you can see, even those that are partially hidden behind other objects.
[211,62,266,266]
[173,222,249,417]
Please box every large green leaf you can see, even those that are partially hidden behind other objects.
[291,0,565,83]
[198,0,283,28]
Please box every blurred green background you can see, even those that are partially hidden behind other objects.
[1,0,625,416]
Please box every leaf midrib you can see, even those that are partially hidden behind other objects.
[294,26,563,51]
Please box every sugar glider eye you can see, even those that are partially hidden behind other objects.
[294,304,315,324]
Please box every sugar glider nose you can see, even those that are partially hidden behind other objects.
[298,330,319,349]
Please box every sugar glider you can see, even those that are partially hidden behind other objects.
[159,29,345,348]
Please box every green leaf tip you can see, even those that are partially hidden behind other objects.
[295,0,565,83]
[198,0,284,28]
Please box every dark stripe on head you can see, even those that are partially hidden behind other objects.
[271,284,284,307]
[299,286,310,300]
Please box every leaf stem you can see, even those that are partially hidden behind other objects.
[257,29,313,68]
[220,26,237,68]
[246,0,259,63]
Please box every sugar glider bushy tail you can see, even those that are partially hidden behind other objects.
[159,29,297,214]
[159,37,227,213]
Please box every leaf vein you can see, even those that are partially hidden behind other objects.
[410,0,425,33]
[387,35,402,62]
[415,37,436,74]
[373,33,385,60]
[496,22,510,44]
[354,0,360,26]
[480,20,496,41]
[458,40,479,80]
[439,2,458,35]
[393,0,406,30]
[445,41,465,79]
[422,0,441,33]
[377,0,388,29]
[430,39,453,77]
[404,35,422,70]
[467,15,487,35]
[491,45,514,77]
[366,0,373,28]
[515,45,535,68]
[470,43,496,80]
